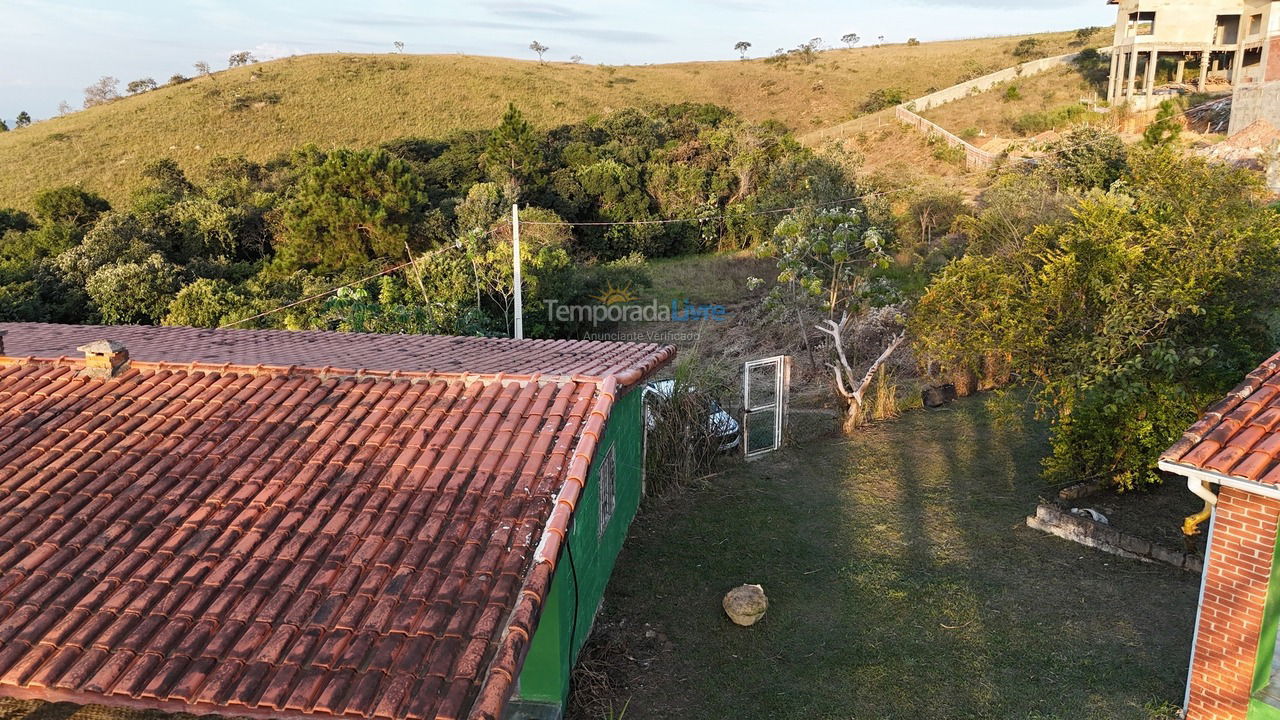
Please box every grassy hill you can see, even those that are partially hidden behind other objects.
[0,31,1086,210]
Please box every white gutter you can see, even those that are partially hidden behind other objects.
[1158,459,1280,502]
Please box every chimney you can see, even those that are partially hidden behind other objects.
[77,340,130,379]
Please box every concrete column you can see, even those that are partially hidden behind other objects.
[1198,50,1209,92]
[1127,50,1140,99]
[1230,48,1245,86]
[1144,50,1159,95]
[1108,51,1121,102]
[1175,58,1186,84]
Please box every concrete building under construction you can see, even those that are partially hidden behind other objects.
[1107,0,1280,134]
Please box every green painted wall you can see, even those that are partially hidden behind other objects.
[1247,527,1280,720]
[514,387,646,708]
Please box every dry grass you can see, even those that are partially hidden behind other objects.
[921,63,1104,138]
[0,31,1084,210]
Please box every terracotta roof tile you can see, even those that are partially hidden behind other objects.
[1163,349,1280,482]
[0,323,673,390]
[0,321,673,720]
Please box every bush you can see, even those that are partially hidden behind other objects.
[862,87,907,113]
[912,149,1280,488]
[1003,85,1022,102]
[86,254,182,324]
[1012,104,1087,135]
[643,359,732,496]
[1012,38,1044,60]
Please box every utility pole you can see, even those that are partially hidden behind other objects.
[512,204,524,340]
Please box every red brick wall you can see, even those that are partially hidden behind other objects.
[1187,487,1280,719]
[1268,38,1280,83]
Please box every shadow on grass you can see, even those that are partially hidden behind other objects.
[588,395,1199,720]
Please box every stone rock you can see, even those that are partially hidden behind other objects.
[723,584,768,627]
[922,384,958,408]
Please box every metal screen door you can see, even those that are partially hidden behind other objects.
[742,355,790,459]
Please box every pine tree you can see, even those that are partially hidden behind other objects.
[1143,100,1183,148]
[484,104,545,202]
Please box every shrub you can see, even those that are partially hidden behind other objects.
[643,358,732,497]
[912,149,1280,488]
[862,87,907,113]
[1003,85,1022,102]
[1012,103,1087,134]
[1012,38,1044,60]
[86,254,182,324]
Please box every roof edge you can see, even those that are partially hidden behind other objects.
[1159,459,1280,501]
[0,354,635,390]
[467,376,620,720]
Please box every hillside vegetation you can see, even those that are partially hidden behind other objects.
[0,31,1083,209]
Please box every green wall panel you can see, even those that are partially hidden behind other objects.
[515,387,646,707]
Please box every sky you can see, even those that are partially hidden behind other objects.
[0,0,1114,121]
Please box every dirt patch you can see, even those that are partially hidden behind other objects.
[1065,477,1208,556]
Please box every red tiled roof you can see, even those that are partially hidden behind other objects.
[0,324,673,390]
[0,334,664,720]
[1162,350,1280,483]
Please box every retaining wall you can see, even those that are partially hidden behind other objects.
[895,51,1101,170]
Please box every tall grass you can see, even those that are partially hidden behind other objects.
[644,357,732,496]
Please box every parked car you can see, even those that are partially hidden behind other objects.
[642,379,742,451]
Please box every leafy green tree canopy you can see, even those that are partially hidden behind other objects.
[275,147,431,274]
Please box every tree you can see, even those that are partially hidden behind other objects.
[164,278,248,328]
[735,41,752,59]
[841,33,860,48]
[228,51,256,68]
[1143,100,1183,147]
[484,104,545,202]
[529,40,549,63]
[126,78,157,94]
[912,149,1280,489]
[0,120,7,133]
[907,38,921,47]
[14,112,30,128]
[275,147,432,274]
[1073,27,1103,46]
[57,101,72,116]
[86,254,182,324]
[570,54,583,64]
[32,186,110,228]
[168,74,189,85]
[83,76,120,108]
[757,207,895,433]
[193,61,212,78]
[393,41,405,53]
[877,35,885,45]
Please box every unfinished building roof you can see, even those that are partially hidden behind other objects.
[0,330,674,720]
[1162,350,1280,483]
[0,323,674,390]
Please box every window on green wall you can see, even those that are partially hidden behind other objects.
[598,445,616,538]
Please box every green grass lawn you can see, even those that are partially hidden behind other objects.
[590,396,1198,719]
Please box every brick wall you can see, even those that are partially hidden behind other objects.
[1187,486,1280,719]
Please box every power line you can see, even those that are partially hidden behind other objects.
[218,239,468,330]
[217,108,1206,328]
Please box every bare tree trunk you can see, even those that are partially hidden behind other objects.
[816,314,906,436]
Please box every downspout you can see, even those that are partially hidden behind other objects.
[1183,474,1219,537]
